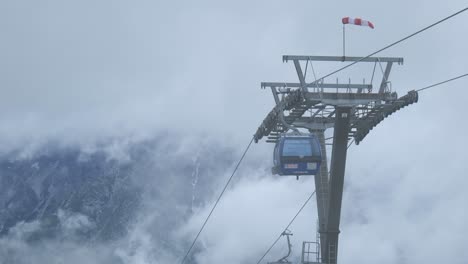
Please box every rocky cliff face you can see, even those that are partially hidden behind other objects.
[0,148,138,241]
[0,136,235,263]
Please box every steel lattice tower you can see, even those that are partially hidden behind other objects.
[255,55,418,264]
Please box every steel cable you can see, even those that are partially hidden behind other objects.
[255,190,316,264]
[305,7,468,87]
[416,73,468,92]
[180,136,255,264]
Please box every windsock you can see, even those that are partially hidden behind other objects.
[342,17,374,29]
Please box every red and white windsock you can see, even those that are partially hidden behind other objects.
[342,17,374,29]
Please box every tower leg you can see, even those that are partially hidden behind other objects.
[322,107,351,264]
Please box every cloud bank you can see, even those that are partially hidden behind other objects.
[1,0,468,263]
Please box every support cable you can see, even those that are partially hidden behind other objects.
[180,136,255,264]
[255,190,316,264]
[305,7,468,87]
[416,73,468,92]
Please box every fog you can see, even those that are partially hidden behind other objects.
[1,0,468,263]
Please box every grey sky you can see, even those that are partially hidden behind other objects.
[2,0,467,148]
[1,0,468,263]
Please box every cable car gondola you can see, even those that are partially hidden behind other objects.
[272,133,322,176]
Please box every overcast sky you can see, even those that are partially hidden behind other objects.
[1,0,468,263]
[1,0,467,149]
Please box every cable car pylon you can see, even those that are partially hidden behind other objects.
[254,55,418,264]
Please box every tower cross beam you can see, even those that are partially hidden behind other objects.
[282,55,403,64]
[262,82,372,90]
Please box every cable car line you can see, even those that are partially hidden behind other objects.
[416,73,468,92]
[255,190,316,264]
[178,71,467,264]
[304,7,468,87]
[181,8,468,264]
[180,136,255,264]
[252,72,466,263]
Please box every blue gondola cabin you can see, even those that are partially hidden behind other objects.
[272,134,322,176]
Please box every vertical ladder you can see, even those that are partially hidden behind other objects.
[328,244,337,264]
[316,226,321,263]
[313,130,329,259]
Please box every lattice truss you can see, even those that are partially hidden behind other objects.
[254,55,419,145]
